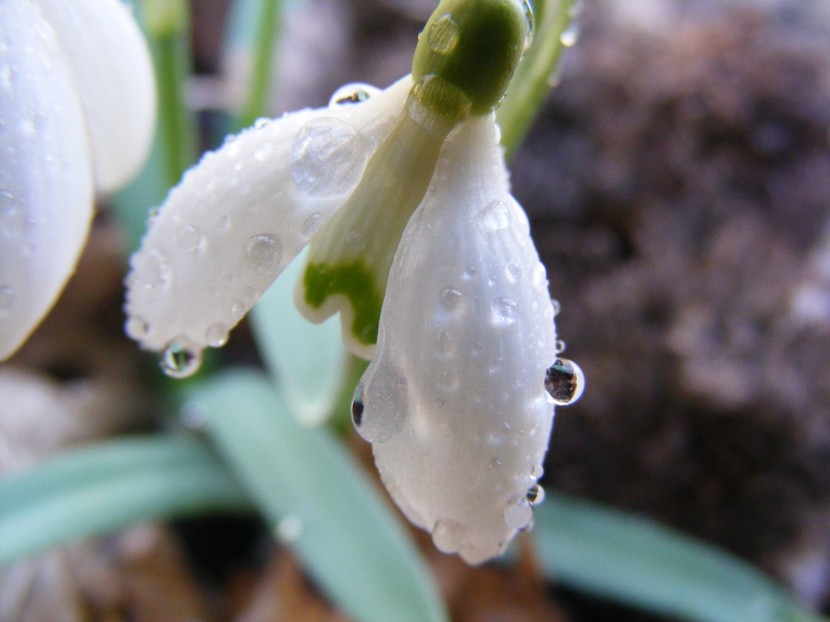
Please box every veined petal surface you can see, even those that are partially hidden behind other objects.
[34,0,156,193]
[125,76,412,355]
[0,2,93,359]
[357,116,557,565]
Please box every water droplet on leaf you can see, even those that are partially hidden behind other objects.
[491,296,518,326]
[479,200,510,232]
[245,234,283,275]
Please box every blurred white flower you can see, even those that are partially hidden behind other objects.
[0,0,156,359]
[125,0,583,564]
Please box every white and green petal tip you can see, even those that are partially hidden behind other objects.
[0,0,156,360]
[125,0,584,565]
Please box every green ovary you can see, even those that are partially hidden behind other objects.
[303,261,383,346]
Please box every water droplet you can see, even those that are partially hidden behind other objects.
[439,287,464,313]
[351,383,365,428]
[125,317,149,339]
[138,249,172,290]
[176,225,203,251]
[160,339,203,379]
[555,339,566,354]
[522,0,535,52]
[432,519,465,554]
[560,22,580,47]
[505,262,522,284]
[275,515,303,544]
[346,230,367,252]
[206,322,229,347]
[479,200,510,232]
[328,83,380,106]
[230,301,245,319]
[551,298,561,316]
[254,117,270,129]
[488,458,503,471]
[0,285,14,311]
[291,118,367,197]
[526,484,545,505]
[245,234,283,274]
[428,14,460,55]
[254,141,275,161]
[302,212,324,238]
[491,297,518,326]
[545,358,585,405]
[463,265,477,280]
[531,463,545,479]
[504,499,533,530]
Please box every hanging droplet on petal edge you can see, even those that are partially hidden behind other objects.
[545,358,585,406]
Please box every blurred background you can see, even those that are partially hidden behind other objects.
[2,0,830,620]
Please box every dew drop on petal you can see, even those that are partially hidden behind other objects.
[160,339,203,379]
[526,483,545,505]
[254,141,275,162]
[491,297,518,327]
[245,234,283,275]
[351,383,365,428]
[439,287,464,313]
[479,200,510,232]
[432,519,465,554]
[328,83,380,106]
[125,317,149,340]
[555,339,566,354]
[545,358,586,405]
[301,212,324,238]
[531,463,545,479]
[551,298,561,316]
[428,14,460,55]
[254,117,271,129]
[505,262,522,284]
[291,118,367,197]
[346,230,367,252]
[139,249,172,290]
[176,225,203,251]
[504,499,534,530]
[205,322,229,347]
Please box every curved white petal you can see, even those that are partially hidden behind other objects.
[125,76,412,355]
[0,3,94,360]
[357,116,557,565]
[35,0,156,192]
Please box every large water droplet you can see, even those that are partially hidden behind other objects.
[176,225,203,251]
[504,499,534,530]
[291,118,367,197]
[545,358,585,405]
[125,316,149,340]
[205,322,229,347]
[328,83,380,106]
[245,234,283,275]
[138,248,172,290]
[428,14,460,55]
[526,483,545,505]
[479,200,510,232]
[432,519,466,554]
[160,339,203,379]
[491,297,519,327]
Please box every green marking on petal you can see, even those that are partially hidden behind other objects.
[412,0,529,115]
[303,261,383,347]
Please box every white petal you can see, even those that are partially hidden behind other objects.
[357,115,557,565]
[0,3,94,360]
[35,0,156,192]
[125,76,412,355]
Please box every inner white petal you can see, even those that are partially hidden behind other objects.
[358,115,557,565]
[124,76,412,356]
[0,2,93,359]
[34,0,156,192]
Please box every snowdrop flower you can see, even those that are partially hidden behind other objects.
[0,0,156,359]
[125,0,583,564]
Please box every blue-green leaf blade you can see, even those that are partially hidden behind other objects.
[189,370,447,622]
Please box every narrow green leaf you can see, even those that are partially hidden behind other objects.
[497,0,576,160]
[188,370,448,622]
[0,436,251,565]
[251,248,347,426]
[534,494,827,622]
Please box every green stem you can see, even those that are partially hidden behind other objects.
[236,0,283,131]
[497,0,575,160]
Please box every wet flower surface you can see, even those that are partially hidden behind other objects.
[125,0,581,564]
[0,0,156,359]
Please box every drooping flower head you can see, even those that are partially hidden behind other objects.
[125,0,583,564]
[0,0,156,359]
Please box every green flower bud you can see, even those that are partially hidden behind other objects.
[412,0,531,116]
